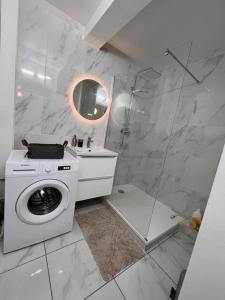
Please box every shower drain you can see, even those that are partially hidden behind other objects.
[118,189,125,194]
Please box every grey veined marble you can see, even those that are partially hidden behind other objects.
[158,51,225,217]
[47,240,105,300]
[0,257,52,300]
[0,241,45,274]
[150,237,191,284]
[15,0,225,222]
[115,254,174,300]
[106,45,225,220]
[14,0,137,149]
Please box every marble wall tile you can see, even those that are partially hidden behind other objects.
[179,55,225,131]
[41,90,110,147]
[107,44,225,221]
[14,0,137,149]
[135,42,191,98]
[157,52,225,217]
[84,46,137,86]
[139,63,184,98]
[107,76,182,199]
[15,0,225,223]
[113,155,130,186]
[106,77,135,184]
[18,0,48,56]
[45,11,86,97]
[16,46,48,98]
[158,125,225,217]
[15,1,49,149]
[14,91,45,148]
[183,51,225,86]
[122,89,180,198]
[107,77,181,194]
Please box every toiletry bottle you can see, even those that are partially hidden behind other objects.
[78,139,83,147]
[190,209,202,232]
[72,135,77,147]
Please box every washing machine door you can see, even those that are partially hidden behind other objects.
[16,179,69,224]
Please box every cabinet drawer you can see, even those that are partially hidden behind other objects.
[78,156,117,180]
[78,177,114,201]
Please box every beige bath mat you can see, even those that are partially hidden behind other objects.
[77,206,144,281]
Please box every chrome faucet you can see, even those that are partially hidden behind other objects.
[87,137,94,148]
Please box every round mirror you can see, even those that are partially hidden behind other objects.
[72,79,108,121]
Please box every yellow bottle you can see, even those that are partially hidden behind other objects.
[190,209,202,232]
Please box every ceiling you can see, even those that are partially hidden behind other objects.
[109,0,225,67]
[46,0,225,67]
[46,0,102,26]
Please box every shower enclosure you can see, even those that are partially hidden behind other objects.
[106,64,185,246]
[105,44,212,247]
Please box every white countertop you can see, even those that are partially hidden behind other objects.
[67,146,118,157]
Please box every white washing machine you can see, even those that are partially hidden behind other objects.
[4,150,79,253]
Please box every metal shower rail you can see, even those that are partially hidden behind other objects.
[164,48,200,84]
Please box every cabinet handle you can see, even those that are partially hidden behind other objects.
[79,176,113,182]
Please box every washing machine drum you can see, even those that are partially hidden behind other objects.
[16,180,69,224]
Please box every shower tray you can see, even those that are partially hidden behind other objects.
[107,184,184,250]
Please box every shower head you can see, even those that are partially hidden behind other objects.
[137,67,161,80]
[131,67,161,97]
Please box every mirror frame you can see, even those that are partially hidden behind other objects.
[68,75,111,124]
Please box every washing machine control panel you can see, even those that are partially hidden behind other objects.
[39,162,75,175]
[41,164,53,174]
[58,166,71,171]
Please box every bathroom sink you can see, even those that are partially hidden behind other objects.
[67,146,118,157]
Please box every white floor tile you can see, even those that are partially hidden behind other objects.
[86,280,124,300]
[0,240,45,274]
[172,232,195,253]
[150,237,191,284]
[115,255,174,300]
[0,256,52,300]
[47,240,105,300]
[45,219,83,254]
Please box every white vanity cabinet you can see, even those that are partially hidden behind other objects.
[67,147,118,201]
[77,156,117,201]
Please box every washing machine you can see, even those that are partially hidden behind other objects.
[4,150,79,253]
